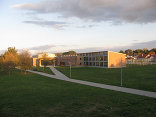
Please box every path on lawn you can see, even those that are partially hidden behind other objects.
[27,67,156,98]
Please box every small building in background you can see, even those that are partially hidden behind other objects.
[126,53,156,65]
[149,54,156,62]
[32,53,55,66]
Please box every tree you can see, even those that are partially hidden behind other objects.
[149,51,155,55]
[55,53,62,57]
[19,50,32,74]
[149,48,156,54]
[143,48,149,54]
[7,47,18,55]
[133,49,143,55]
[125,49,133,56]
[42,53,51,71]
[63,51,76,55]
[2,47,19,75]
[119,50,124,53]
[150,48,156,54]
[0,55,3,71]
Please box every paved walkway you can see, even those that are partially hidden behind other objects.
[49,67,69,79]
[27,67,156,98]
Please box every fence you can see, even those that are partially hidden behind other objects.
[126,59,156,65]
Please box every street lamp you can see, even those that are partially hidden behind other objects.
[69,62,71,78]
[120,58,123,87]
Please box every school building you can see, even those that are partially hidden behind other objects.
[55,51,126,68]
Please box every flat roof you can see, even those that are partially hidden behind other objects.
[77,51,126,55]
[77,51,108,54]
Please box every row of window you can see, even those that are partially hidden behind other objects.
[84,56,108,61]
[78,52,108,56]
[84,62,108,67]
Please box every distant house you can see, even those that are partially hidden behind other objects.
[137,54,148,60]
[149,55,156,62]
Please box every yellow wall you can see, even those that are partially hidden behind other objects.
[32,58,55,66]
[108,52,126,68]
[32,58,37,66]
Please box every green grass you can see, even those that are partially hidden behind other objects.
[32,66,55,75]
[56,64,156,92]
[0,70,156,117]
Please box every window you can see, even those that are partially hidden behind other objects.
[96,56,100,61]
[89,62,92,66]
[84,57,86,61]
[96,62,99,66]
[89,57,92,61]
[92,62,95,66]
[100,56,103,61]
[86,62,88,65]
[92,57,95,61]
[104,56,108,61]
[104,51,108,55]
[100,62,103,67]
[104,62,108,67]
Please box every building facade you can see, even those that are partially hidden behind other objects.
[32,51,126,68]
[55,55,84,66]
[78,51,126,68]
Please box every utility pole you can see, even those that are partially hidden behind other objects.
[69,62,71,78]
[120,58,123,87]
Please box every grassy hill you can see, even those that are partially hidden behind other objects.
[0,70,156,117]
[56,64,156,92]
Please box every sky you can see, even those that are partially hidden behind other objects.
[0,0,156,54]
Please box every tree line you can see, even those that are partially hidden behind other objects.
[0,47,32,75]
[119,48,156,56]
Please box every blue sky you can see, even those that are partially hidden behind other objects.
[0,0,156,54]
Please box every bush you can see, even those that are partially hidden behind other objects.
[32,67,37,71]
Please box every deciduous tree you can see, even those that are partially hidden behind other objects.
[2,47,19,75]
[125,49,133,56]
[19,50,32,74]
[119,50,124,53]
[63,51,76,55]
[0,55,3,71]
[42,53,50,71]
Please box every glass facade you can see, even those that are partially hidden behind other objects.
[81,51,108,68]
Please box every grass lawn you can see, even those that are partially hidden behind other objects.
[56,64,156,92]
[32,66,55,75]
[0,70,156,117]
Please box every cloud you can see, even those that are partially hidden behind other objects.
[1,40,154,55]
[13,0,156,23]
[28,44,74,54]
[30,44,56,51]
[129,40,156,49]
[24,20,67,29]
[73,40,156,53]
[27,40,156,55]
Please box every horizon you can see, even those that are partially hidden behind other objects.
[0,0,156,55]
